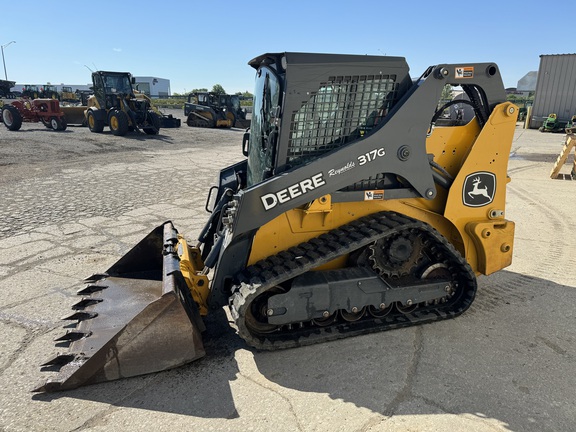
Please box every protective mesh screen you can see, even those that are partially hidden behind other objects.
[287,74,398,166]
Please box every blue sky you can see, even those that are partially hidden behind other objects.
[2,1,572,94]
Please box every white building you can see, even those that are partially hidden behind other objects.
[134,76,171,98]
[10,83,92,93]
[10,75,171,98]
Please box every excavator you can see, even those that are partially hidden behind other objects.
[35,52,517,392]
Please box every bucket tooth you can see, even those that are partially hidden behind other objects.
[40,353,76,369]
[77,284,108,295]
[34,354,89,392]
[84,273,108,283]
[54,330,92,342]
[36,222,206,392]
[61,311,98,321]
[71,298,103,310]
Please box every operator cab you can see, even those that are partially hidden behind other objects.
[245,52,412,187]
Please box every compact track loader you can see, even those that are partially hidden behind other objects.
[36,53,517,392]
[185,92,236,128]
[185,92,250,129]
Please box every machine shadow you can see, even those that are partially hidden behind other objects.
[251,269,575,431]
[33,270,575,429]
[106,131,175,143]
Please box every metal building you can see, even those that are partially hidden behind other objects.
[530,54,576,129]
[134,76,171,98]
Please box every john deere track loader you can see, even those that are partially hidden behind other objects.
[36,52,517,392]
[185,91,236,128]
[185,92,250,129]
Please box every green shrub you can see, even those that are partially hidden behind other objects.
[152,98,186,109]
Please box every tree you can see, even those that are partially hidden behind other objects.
[441,84,453,101]
[211,84,226,95]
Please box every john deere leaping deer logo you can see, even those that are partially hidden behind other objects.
[463,172,496,207]
[468,177,490,199]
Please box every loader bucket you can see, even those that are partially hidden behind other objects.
[34,222,206,392]
[160,114,181,128]
[60,106,87,126]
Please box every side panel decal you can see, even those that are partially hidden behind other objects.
[463,172,496,207]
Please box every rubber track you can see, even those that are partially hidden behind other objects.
[187,113,212,128]
[229,211,477,350]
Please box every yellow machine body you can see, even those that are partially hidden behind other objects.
[243,103,516,280]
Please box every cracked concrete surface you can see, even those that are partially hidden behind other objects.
[381,327,424,418]
[1,115,575,431]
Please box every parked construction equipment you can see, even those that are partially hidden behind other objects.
[134,90,181,128]
[40,85,59,100]
[1,98,67,131]
[60,105,87,126]
[85,71,160,136]
[218,93,250,128]
[60,86,79,103]
[58,86,87,125]
[158,111,181,128]
[0,79,16,98]
[76,90,93,106]
[36,52,517,392]
[21,85,40,99]
[185,92,249,128]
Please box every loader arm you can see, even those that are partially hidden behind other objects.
[228,63,505,238]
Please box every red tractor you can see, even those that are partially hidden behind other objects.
[1,98,67,131]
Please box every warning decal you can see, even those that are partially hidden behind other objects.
[364,190,384,201]
[455,67,474,79]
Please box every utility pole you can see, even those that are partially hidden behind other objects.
[1,41,16,80]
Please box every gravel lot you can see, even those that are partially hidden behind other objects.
[0,108,245,238]
[0,106,575,432]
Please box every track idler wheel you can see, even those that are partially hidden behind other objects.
[244,286,285,334]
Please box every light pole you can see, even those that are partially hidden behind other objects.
[1,41,16,81]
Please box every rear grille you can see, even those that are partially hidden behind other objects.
[287,74,398,166]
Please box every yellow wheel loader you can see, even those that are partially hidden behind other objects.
[35,53,517,392]
[85,71,161,136]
